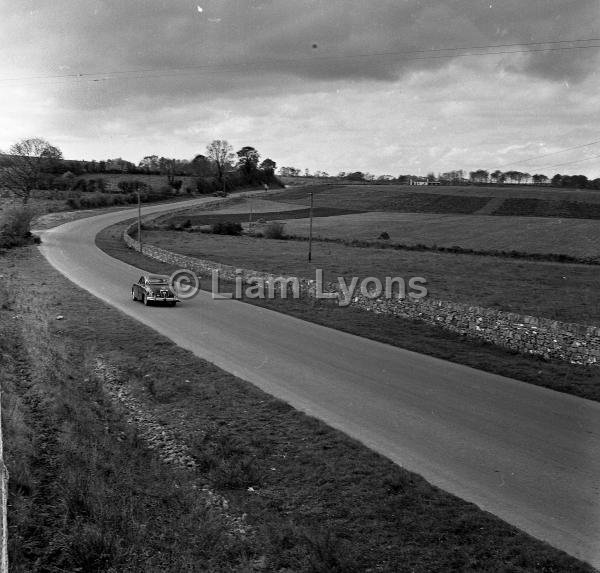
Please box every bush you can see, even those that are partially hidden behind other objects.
[378,231,390,240]
[195,178,218,195]
[170,180,183,191]
[0,207,34,248]
[72,178,107,193]
[212,221,243,236]
[263,221,286,239]
[117,180,150,194]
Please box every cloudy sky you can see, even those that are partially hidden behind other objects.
[1,0,599,177]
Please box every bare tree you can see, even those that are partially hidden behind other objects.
[0,138,63,204]
[206,140,234,190]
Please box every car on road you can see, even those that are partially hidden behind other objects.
[132,274,179,306]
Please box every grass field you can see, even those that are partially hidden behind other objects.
[137,227,600,325]
[494,197,600,218]
[3,246,593,571]
[273,185,492,214]
[154,192,600,260]
[279,211,600,260]
[265,184,600,222]
[270,183,600,206]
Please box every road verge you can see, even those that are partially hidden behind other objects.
[0,245,594,570]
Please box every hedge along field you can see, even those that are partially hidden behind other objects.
[279,211,600,260]
[72,172,196,193]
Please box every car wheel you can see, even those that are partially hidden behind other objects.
[170,301,177,307]
[132,289,137,301]
[143,294,150,306]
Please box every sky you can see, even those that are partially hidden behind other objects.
[1,0,599,177]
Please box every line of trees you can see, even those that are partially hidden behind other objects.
[465,169,600,189]
[278,165,600,190]
[0,137,282,204]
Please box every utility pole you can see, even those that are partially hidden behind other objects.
[137,191,142,253]
[308,192,313,262]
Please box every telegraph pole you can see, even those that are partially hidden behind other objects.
[308,192,313,262]
[137,191,142,253]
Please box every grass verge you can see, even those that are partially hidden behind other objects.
[1,246,595,571]
[97,221,600,403]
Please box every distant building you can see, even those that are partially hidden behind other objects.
[408,177,440,186]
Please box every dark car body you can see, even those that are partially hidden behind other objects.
[132,274,179,306]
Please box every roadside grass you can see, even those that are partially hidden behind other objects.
[96,222,600,403]
[124,225,600,325]
[1,246,594,572]
[0,272,258,571]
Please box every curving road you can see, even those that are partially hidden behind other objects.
[37,197,600,568]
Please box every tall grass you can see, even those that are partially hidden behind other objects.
[0,283,254,571]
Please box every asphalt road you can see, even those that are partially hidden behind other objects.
[37,197,600,568]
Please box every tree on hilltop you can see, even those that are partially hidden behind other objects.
[236,146,260,177]
[260,158,276,176]
[0,137,63,204]
[206,140,234,190]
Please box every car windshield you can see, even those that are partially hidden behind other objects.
[147,278,168,285]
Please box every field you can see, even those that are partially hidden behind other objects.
[270,183,600,207]
[280,211,600,260]
[2,246,591,571]
[136,227,600,325]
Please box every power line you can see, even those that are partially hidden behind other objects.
[495,139,600,169]
[526,152,600,172]
[1,37,600,84]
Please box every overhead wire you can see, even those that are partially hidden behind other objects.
[1,37,599,85]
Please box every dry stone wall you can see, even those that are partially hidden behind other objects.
[124,223,600,366]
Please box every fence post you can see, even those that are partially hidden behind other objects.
[0,387,8,573]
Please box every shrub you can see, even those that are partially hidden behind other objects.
[0,207,34,248]
[212,221,243,236]
[72,178,107,193]
[182,219,192,229]
[170,180,183,191]
[378,231,390,240]
[158,185,175,196]
[195,178,218,195]
[263,221,286,239]
[117,180,150,194]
